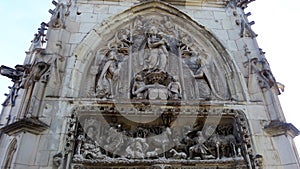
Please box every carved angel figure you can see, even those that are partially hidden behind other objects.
[193,58,211,99]
[96,50,120,99]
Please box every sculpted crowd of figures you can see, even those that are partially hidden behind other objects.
[64,107,258,168]
[73,123,243,161]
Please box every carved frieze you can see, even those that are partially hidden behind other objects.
[62,106,256,168]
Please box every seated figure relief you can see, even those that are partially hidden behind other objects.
[142,26,169,71]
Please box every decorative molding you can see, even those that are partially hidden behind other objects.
[0,117,49,135]
[162,0,228,7]
[264,120,300,138]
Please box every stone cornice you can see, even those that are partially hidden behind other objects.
[162,0,256,8]
[0,117,49,136]
[77,0,255,8]
[162,0,227,7]
[264,120,300,138]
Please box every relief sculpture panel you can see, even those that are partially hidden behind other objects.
[64,107,255,169]
[84,14,233,101]
[67,3,251,168]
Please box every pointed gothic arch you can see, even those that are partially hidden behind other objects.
[2,138,17,169]
[68,0,247,101]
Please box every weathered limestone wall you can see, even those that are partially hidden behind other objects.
[0,0,299,169]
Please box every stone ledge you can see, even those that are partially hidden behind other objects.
[163,0,227,7]
[0,117,49,136]
[264,120,300,138]
[72,157,247,168]
[76,0,228,7]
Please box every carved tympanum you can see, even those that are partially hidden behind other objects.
[87,15,230,101]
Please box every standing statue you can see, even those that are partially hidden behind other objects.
[259,58,276,89]
[96,50,120,99]
[167,76,182,100]
[143,26,169,70]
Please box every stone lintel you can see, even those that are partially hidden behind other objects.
[72,100,242,116]
[264,120,300,138]
[0,117,49,136]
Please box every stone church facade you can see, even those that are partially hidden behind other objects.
[0,0,299,168]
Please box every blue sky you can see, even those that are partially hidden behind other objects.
[246,0,300,151]
[0,0,300,152]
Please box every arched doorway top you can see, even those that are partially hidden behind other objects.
[70,0,247,101]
